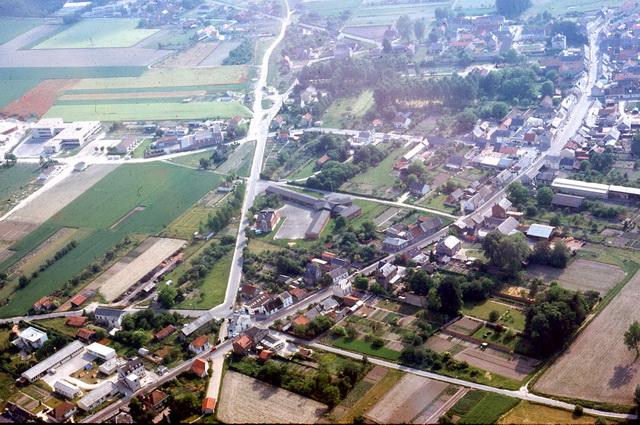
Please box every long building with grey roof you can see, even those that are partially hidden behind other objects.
[21,341,84,383]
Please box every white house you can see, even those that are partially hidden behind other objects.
[54,380,82,400]
[99,358,120,375]
[188,335,211,354]
[94,308,126,328]
[333,279,353,299]
[118,357,146,391]
[278,291,293,308]
[17,327,48,349]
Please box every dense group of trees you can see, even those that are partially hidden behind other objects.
[203,182,245,233]
[482,231,532,275]
[231,355,369,407]
[523,286,589,356]
[529,240,570,268]
[0,0,65,16]
[115,310,184,348]
[223,39,254,65]
[292,315,335,339]
[550,20,588,47]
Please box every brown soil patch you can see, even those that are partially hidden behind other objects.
[424,335,458,353]
[363,365,388,383]
[454,347,538,380]
[0,220,37,241]
[449,316,483,335]
[527,259,625,294]
[535,270,640,404]
[218,371,327,424]
[1,79,78,119]
[158,42,220,68]
[366,373,453,424]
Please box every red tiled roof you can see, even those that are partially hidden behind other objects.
[76,328,95,340]
[66,316,87,327]
[155,325,175,340]
[202,397,216,411]
[293,315,310,326]
[234,335,252,348]
[70,294,87,306]
[259,350,272,360]
[149,390,168,405]
[191,359,208,376]
[190,335,209,349]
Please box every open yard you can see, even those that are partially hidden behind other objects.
[366,373,462,424]
[321,90,374,128]
[217,371,327,424]
[534,269,640,405]
[175,250,233,309]
[526,258,626,295]
[0,163,222,317]
[33,19,159,49]
[342,144,405,199]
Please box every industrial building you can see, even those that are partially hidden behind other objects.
[21,341,84,383]
[551,178,609,198]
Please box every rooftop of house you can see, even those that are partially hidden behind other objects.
[190,335,209,349]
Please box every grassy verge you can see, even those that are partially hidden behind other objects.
[175,250,232,309]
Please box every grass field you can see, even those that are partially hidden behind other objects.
[459,393,519,424]
[498,401,599,424]
[163,206,216,240]
[248,239,285,255]
[321,90,374,128]
[73,67,248,90]
[462,299,511,322]
[167,150,215,168]
[448,389,485,417]
[0,165,40,201]
[33,19,159,49]
[332,337,401,361]
[303,0,363,16]
[176,250,232,309]
[524,0,628,18]
[43,101,251,121]
[343,144,405,198]
[0,163,222,317]
[0,18,44,45]
[216,141,256,177]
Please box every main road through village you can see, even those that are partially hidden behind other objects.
[4,5,634,422]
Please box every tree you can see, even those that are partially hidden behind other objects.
[353,275,369,290]
[541,80,554,98]
[624,321,640,359]
[536,186,554,206]
[346,326,359,339]
[334,215,347,232]
[573,405,584,416]
[322,385,341,407]
[506,181,531,207]
[632,132,640,157]
[634,384,640,407]
[382,37,392,54]
[549,241,570,268]
[488,310,500,322]
[158,286,177,309]
[396,15,413,41]
[437,277,462,316]
[482,232,531,274]
[199,158,211,169]
[169,393,200,422]
[3,153,17,166]
[495,0,532,18]
[414,19,426,41]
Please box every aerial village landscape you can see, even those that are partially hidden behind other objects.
[2,0,640,423]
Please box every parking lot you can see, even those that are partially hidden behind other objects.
[274,203,314,240]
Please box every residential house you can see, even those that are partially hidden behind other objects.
[375,261,398,289]
[289,287,309,302]
[328,267,348,284]
[393,115,411,129]
[244,293,271,315]
[188,335,211,354]
[217,181,234,193]
[241,284,261,300]
[49,401,77,423]
[154,325,175,341]
[408,182,430,196]
[66,316,87,327]
[256,209,280,232]
[94,308,126,328]
[17,327,48,349]
[303,263,323,285]
[526,224,556,240]
[117,357,146,390]
[140,390,169,414]
[264,297,284,316]
[316,154,330,169]
[33,296,55,312]
[232,335,252,355]
[382,236,409,252]
[464,186,492,212]
[76,328,96,342]
[278,291,293,308]
[444,188,464,207]
[445,155,466,171]
[351,130,375,148]
[332,279,353,299]
[436,236,461,257]
[491,198,512,219]
[191,359,209,378]
[496,216,520,236]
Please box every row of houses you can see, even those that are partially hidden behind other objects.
[381,215,444,253]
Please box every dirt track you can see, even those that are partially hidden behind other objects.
[534,269,640,404]
[217,371,327,424]
[99,237,185,302]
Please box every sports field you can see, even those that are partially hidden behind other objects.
[32,19,159,49]
[43,101,251,121]
[0,163,222,317]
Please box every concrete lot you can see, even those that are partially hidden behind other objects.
[41,349,96,388]
[274,203,314,240]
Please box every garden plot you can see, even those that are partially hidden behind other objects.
[366,373,460,424]
[454,347,539,381]
[99,237,185,302]
[526,259,625,294]
[535,270,640,404]
[217,371,327,424]
[199,41,242,66]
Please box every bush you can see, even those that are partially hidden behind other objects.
[574,404,584,416]
[371,337,385,348]
[488,310,500,322]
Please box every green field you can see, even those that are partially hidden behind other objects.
[0,163,222,317]
[462,299,511,322]
[163,206,216,240]
[303,0,364,17]
[0,66,145,110]
[176,251,232,309]
[524,0,628,17]
[33,19,159,49]
[73,67,248,90]
[43,101,251,121]
[0,165,40,200]
[459,393,519,424]
[322,90,374,128]
[0,18,44,45]
[332,337,402,361]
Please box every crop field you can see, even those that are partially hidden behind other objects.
[526,258,626,294]
[349,1,447,25]
[0,164,40,202]
[33,19,159,49]
[72,67,248,90]
[534,269,640,404]
[163,206,217,240]
[458,393,519,424]
[301,0,363,17]
[524,0,628,18]
[2,78,79,118]
[43,101,251,121]
[99,237,186,302]
[218,371,327,423]
[0,163,222,317]
[0,18,44,45]
[366,373,461,424]
[498,401,599,424]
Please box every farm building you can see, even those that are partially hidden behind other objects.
[551,193,584,208]
[21,341,85,383]
[526,224,556,240]
[551,178,609,199]
[202,397,216,415]
[333,204,362,220]
[265,186,318,208]
[305,210,330,239]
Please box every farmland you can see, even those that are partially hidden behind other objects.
[302,0,364,18]
[1,78,78,118]
[33,19,159,49]
[0,164,40,204]
[0,163,223,317]
[43,101,251,121]
[498,401,599,424]
[534,269,640,404]
[341,144,406,199]
[0,18,44,45]
[458,392,519,424]
[526,258,625,294]
[217,371,327,424]
[321,90,374,128]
